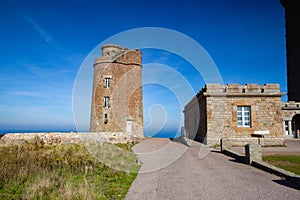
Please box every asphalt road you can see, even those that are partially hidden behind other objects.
[125,138,300,200]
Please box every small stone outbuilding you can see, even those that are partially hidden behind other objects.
[183,83,285,147]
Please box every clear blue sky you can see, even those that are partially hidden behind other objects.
[0,0,287,136]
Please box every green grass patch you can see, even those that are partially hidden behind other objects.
[0,142,140,200]
[261,144,287,148]
[263,155,300,175]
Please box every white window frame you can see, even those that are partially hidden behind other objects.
[104,97,110,108]
[104,77,111,88]
[237,106,251,127]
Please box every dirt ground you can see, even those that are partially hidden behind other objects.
[231,139,300,156]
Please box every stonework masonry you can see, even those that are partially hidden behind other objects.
[0,132,139,146]
[281,101,300,138]
[89,44,144,138]
[184,84,285,147]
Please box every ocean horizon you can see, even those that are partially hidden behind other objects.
[0,130,181,138]
[0,130,77,134]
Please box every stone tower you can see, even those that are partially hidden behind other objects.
[281,0,300,101]
[89,44,144,138]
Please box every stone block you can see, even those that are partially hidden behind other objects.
[220,138,231,151]
[245,143,262,164]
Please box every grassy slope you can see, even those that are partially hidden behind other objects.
[0,142,140,200]
[263,155,300,175]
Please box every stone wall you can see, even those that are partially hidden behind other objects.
[282,101,300,120]
[184,84,285,147]
[282,101,300,138]
[183,97,201,141]
[0,132,140,147]
[90,44,144,138]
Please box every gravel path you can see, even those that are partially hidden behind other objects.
[125,138,300,200]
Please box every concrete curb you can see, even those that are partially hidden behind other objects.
[221,149,300,186]
[251,160,300,186]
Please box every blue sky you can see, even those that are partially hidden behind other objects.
[0,0,286,136]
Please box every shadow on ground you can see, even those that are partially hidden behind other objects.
[170,137,190,147]
[273,179,300,190]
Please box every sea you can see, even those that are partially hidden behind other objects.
[0,130,76,134]
[0,130,181,138]
[144,130,181,138]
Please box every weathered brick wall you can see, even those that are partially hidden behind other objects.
[90,45,143,138]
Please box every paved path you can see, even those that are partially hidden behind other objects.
[125,138,300,200]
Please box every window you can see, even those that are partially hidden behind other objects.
[104,97,110,108]
[104,113,108,124]
[237,106,251,127]
[104,78,111,88]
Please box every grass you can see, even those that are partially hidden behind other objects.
[0,141,140,200]
[263,155,300,175]
[261,144,287,148]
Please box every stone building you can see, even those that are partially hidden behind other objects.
[89,44,144,138]
[183,84,285,146]
[281,0,300,102]
[183,1,300,146]
[282,102,300,138]
[280,0,300,138]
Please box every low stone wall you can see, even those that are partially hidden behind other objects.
[220,143,300,184]
[0,132,140,146]
[208,137,284,147]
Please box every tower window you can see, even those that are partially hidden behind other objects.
[104,97,110,108]
[104,113,108,124]
[104,78,111,88]
[237,106,251,127]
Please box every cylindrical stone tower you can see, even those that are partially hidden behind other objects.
[89,44,144,138]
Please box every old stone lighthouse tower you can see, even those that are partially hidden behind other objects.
[89,44,144,138]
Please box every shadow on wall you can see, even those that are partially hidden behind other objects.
[293,114,300,138]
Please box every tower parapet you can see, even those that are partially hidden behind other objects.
[94,44,141,66]
[196,83,284,97]
[101,44,124,58]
